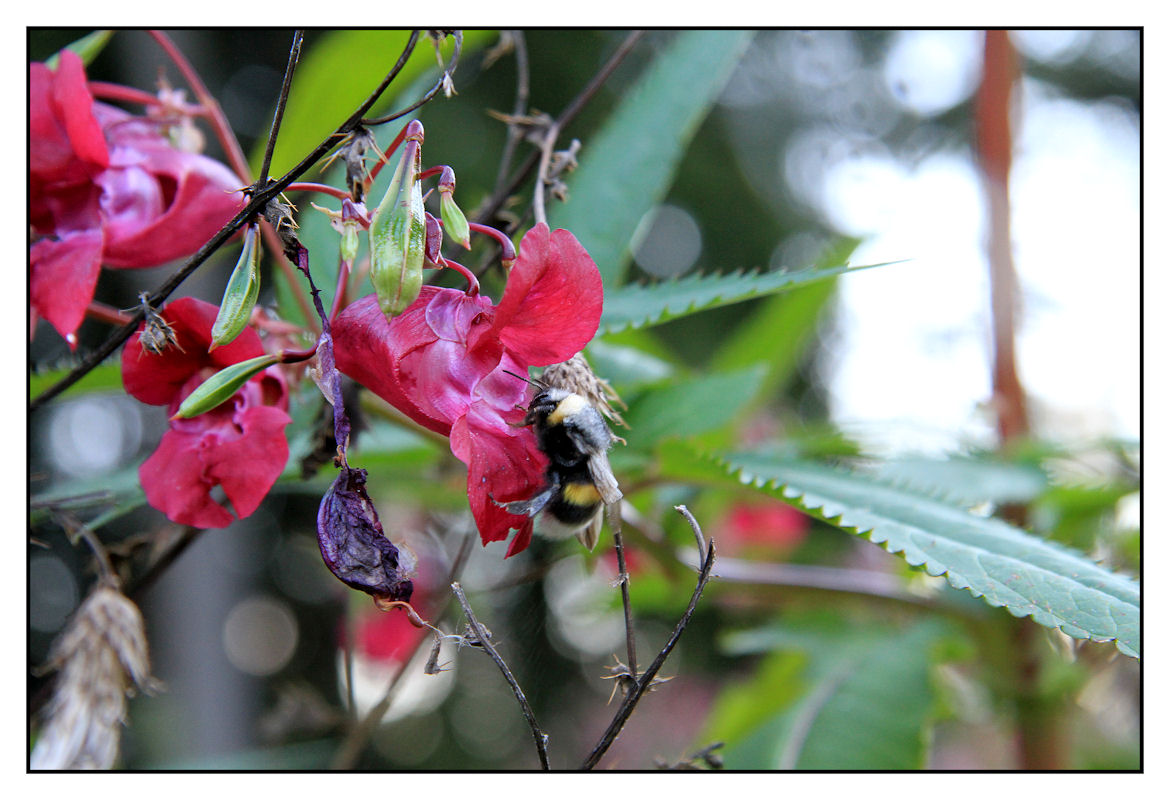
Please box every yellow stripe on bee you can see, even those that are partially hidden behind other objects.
[561,481,601,506]
[547,393,589,426]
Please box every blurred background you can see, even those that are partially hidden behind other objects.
[28,29,1140,769]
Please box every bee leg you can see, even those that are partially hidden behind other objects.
[500,482,558,518]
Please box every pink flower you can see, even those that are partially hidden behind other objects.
[721,501,810,557]
[121,298,291,529]
[30,51,244,345]
[333,224,603,557]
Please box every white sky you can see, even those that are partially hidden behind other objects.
[822,30,1140,456]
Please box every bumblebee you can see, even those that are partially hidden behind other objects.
[504,382,623,550]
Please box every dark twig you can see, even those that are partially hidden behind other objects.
[30,35,427,414]
[610,507,639,684]
[492,31,531,195]
[581,505,716,770]
[361,31,461,126]
[329,525,476,769]
[451,581,550,770]
[258,30,304,185]
[475,30,645,229]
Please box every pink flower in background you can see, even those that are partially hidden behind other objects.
[333,224,604,556]
[721,501,810,557]
[121,298,291,528]
[30,50,244,345]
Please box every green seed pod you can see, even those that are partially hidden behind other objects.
[210,225,261,350]
[172,353,280,419]
[439,191,471,250]
[369,140,426,318]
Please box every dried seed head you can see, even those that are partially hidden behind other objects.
[136,294,181,357]
[31,583,159,770]
[540,353,627,429]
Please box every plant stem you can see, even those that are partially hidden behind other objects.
[452,581,551,770]
[580,506,715,770]
[976,29,1058,770]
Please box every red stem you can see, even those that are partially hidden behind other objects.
[85,300,134,327]
[148,30,250,184]
[442,258,480,297]
[288,181,350,201]
[87,81,162,108]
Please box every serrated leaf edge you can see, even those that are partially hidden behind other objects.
[708,452,1140,658]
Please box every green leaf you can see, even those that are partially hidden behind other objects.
[548,30,754,286]
[714,452,1141,657]
[874,455,1051,506]
[705,618,948,769]
[256,30,495,177]
[598,262,892,335]
[45,30,112,68]
[30,363,123,400]
[709,237,859,399]
[621,366,765,452]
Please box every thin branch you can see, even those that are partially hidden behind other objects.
[475,30,645,229]
[492,31,531,195]
[531,119,561,228]
[329,526,476,769]
[609,507,638,683]
[361,31,461,126]
[580,506,716,770]
[258,30,303,185]
[451,581,550,770]
[31,36,426,414]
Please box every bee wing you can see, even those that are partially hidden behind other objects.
[502,481,558,518]
[587,452,623,506]
[575,509,603,551]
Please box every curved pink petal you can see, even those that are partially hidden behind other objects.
[29,229,103,344]
[333,290,491,435]
[139,428,235,528]
[203,404,292,519]
[451,404,545,556]
[29,51,107,186]
[122,297,265,406]
[96,110,245,268]
[491,224,604,365]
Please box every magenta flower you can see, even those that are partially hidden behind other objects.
[332,223,604,556]
[30,51,244,346]
[121,298,292,529]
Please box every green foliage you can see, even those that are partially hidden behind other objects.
[45,30,112,68]
[255,30,496,177]
[703,616,951,769]
[685,450,1141,657]
[708,237,859,399]
[29,363,123,400]
[621,366,766,452]
[548,30,755,286]
[874,455,1051,506]
[598,262,889,335]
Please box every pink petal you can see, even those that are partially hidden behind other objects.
[204,405,292,520]
[451,402,547,556]
[122,297,265,406]
[29,51,107,185]
[29,229,103,345]
[491,224,604,365]
[97,120,244,268]
[139,428,235,528]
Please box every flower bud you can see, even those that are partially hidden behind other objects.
[172,353,279,419]
[369,129,426,318]
[317,466,415,603]
[210,225,261,350]
[438,166,470,250]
